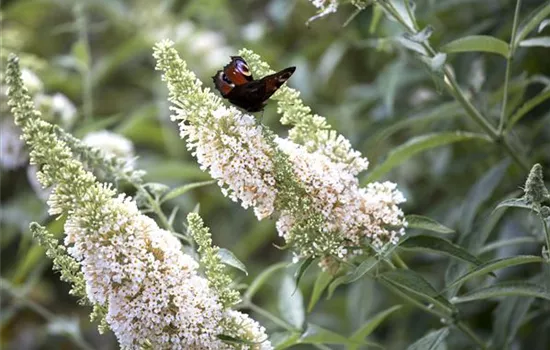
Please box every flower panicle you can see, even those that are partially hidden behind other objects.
[155,44,408,271]
[187,212,241,307]
[7,53,272,349]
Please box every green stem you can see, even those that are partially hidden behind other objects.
[498,0,523,134]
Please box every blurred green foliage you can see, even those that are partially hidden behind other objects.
[1,0,550,349]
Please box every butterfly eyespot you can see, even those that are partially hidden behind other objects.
[236,61,251,76]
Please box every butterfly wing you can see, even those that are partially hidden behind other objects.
[227,66,296,112]
[256,66,295,102]
[212,56,254,97]
[213,56,296,112]
[224,56,254,85]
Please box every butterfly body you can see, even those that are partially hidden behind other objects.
[212,56,295,112]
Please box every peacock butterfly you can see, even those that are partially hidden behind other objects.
[212,56,295,112]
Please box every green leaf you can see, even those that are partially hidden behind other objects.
[271,331,301,350]
[244,262,286,301]
[308,270,333,312]
[441,35,509,57]
[400,235,483,265]
[363,132,491,183]
[300,324,359,345]
[217,248,248,275]
[492,296,534,349]
[407,328,449,350]
[350,305,402,344]
[162,180,216,202]
[446,255,544,291]
[479,237,540,254]
[539,19,550,32]
[294,256,316,289]
[278,274,305,329]
[519,36,550,47]
[406,215,454,234]
[493,197,533,213]
[515,2,550,45]
[381,270,455,312]
[453,282,550,303]
[508,89,550,128]
[327,257,378,298]
[460,160,510,235]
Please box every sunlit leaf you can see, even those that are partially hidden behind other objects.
[515,2,550,45]
[405,215,454,234]
[519,36,550,48]
[217,248,248,275]
[162,180,216,202]
[278,274,305,329]
[441,35,509,57]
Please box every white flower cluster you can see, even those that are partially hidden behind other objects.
[60,188,270,349]
[175,103,278,221]
[276,139,406,254]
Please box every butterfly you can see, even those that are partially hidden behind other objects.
[212,56,295,112]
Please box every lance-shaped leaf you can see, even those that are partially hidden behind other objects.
[445,255,544,291]
[407,328,449,350]
[453,282,550,303]
[400,235,483,265]
[406,215,454,234]
[441,35,509,57]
